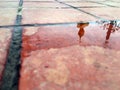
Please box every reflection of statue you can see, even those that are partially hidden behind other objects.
[77,23,89,43]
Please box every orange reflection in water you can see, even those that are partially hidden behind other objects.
[77,23,89,43]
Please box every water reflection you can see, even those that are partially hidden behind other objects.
[105,21,114,43]
[77,22,89,43]
[21,20,120,52]
[77,20,120,44]
[103,21,120,43]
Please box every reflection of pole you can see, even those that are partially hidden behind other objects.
[105,21,114,43]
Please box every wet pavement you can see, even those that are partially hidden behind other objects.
[0,0,120,90]
[0,29,12,84]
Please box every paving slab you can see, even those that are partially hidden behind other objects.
[23,2,68,8]
[0,0,18,1]
[0,2,19,8]
[92,0,120,3]
[0,8,17,26]
[19,22,120,90]
[0,29,12,84]
[103,1,120,7]
[24,0,55,1]
[64,2,106,7]
[80,8,120,20]
[58,0,106,1]
[0,0,120,89]
[111,0,120,3]
[22,8,98,24]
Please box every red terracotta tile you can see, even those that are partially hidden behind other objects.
[19,23,120,90]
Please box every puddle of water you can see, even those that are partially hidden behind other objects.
[21,20,120,55]
[19,20,120,90]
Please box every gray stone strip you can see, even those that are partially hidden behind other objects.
[0,0,23,90]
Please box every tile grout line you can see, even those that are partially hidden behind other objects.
[0,0,23,90]
[88,1,118,8]
[0,1,119,29]
[109,0,120,3]
[55,0,106,20]
[0,6,109,10]
[0,19,120,28]
[0,0,119,29]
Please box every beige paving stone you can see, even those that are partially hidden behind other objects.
[103,1,120,7]
[0,2,19,8]
[24,0,55,2]
[59,0,106,1]
[107,0,120,2]
[80,8,120,20]
[22,8,98,24]
[65,2,106,7]
[23,2,68,8]
[0,8,17,26]
[0,0,18,1]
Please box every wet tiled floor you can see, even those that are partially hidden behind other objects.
[0,0,120,90]
[20,22,120,90]
[0,29,12,84]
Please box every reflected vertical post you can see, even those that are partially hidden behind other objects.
[105,21,114,43]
